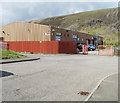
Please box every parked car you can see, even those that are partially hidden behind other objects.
[77,44,82,52]
[87,44,96,51]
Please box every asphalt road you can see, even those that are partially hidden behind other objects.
[1,54,118,101]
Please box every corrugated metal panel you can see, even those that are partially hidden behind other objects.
[2,22,103,45]
[6,41,77,54]
[2,22,51,41]
[58,41,77,54]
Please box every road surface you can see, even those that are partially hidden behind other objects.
[1,54,118,101]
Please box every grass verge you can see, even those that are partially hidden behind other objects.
[0,50,27,59]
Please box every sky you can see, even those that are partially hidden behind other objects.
[0,2,118,26]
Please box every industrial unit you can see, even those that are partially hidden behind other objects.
[1,22,103,45]
[0,22,103,54]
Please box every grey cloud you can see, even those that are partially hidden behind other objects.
[1,2,118,26]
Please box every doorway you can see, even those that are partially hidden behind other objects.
[86,39,91,45]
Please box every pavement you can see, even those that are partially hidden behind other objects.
[89,74,118,101]
[0,57,40,64]
[0,53,118,101]
[88,51,98,55]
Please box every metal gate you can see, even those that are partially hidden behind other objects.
[82,45,88,55]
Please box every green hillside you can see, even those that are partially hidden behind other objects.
[29,8,119,46]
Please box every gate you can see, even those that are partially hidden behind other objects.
[82,45,88,55]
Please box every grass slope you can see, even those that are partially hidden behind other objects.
[0,50,26,59]
[29,8,119,46]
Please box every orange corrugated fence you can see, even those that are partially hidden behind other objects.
[6,41,77,54]
[58,41,77,53]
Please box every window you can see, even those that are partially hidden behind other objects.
[52,29,55,31]
[66,30,69,32]
[56,33,61,36]
[73,35,77,38]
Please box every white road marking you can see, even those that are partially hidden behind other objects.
[84,72,118,102]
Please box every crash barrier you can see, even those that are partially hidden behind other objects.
[0,42,8,50]
[6,41,77,54]
[82,45,88,55]
[98,45,113,56]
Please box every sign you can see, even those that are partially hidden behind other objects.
[73,35,77,38]
[56,36,61,41]
[73,35,79,41]
[73,38,78,42]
